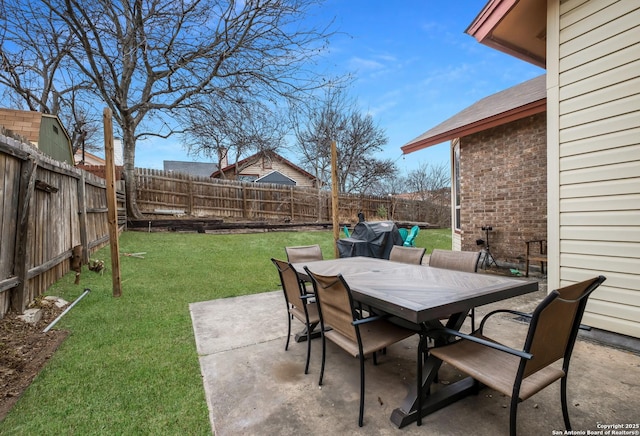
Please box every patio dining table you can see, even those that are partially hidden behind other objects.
[292,256,538,428]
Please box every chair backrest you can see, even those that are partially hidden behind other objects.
[305,269,358,343]
[522,276,606,378]
[285,244,323,263]
[271,258,305,309]
[403,225,419,246]
[389,245,426,265]
[429,249,481,273]
[398,228,408,242]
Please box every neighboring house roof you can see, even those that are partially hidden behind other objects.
[164,160,218,178]
[211,150,316,182]
[401,74,546,154]
[0,108,74,164]
[255,170,297,185]
[75,150,105,165]
[0,108,71,145]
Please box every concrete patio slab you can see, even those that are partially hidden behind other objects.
[190,290,640,435]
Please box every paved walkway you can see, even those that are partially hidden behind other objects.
[190,289,640,435]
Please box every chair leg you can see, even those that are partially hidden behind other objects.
[561,375,571,430]
[304,323,311,374]
[358,353,365,427]
[318,331,326,386]
[470,308,476,332]
[509,395,519,436]
[285,313,292,351]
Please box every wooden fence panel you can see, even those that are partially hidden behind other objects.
[133,168,438,224]
[0,150,21,316]
[0,134,124,318]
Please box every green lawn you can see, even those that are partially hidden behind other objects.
[0,228,450,435]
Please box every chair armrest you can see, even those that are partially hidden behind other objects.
[479,308,591,332]
[300,295,316,304]
[432,327,533,360]
[478,309,531,333]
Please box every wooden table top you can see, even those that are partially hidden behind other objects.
[293,257,538,324]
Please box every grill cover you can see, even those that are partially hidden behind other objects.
[337,221,404,259]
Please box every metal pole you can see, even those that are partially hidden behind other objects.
[43,288,91,333]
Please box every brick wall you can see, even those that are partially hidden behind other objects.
[460,112,547,266]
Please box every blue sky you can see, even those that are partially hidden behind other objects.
[135,0,544,175]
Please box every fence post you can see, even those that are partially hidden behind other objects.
[78,172,89,263]
[11,157,37,313]
[104,108,122,298]
[290,187,295,221]
[188,179,193,216]
[242,185,248,219]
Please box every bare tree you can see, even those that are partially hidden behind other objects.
[181,95,289,178]
[406,162,451,226]
[406,162,449,198]
[292,86,396,195]
[3,0,334,218]
[0,1,100,154]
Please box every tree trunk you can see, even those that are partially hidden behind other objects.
[122,131,143,219]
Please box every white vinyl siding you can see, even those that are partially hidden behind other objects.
[554,0,640,338]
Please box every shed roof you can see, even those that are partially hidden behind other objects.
[401,74,546,154]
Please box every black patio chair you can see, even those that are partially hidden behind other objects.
[305,267,416,427]
[271,258,320,374]
[427,276,606,434]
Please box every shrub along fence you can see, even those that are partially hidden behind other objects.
[0,134,124,318]
[134,168,446,224]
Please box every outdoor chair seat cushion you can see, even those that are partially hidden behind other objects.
[290,302,320,325]
[324,319,414,358]
[430,334,565,401]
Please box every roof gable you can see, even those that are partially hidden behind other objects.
[211,150,315,181]
[402,74,546,154]
[255,170,297,185]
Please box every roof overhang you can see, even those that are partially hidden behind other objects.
[465,0,546,68]
[401,98,545,154]
[402,74,546,154]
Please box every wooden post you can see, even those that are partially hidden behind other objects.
[242,185,248,219]
[77,172,89,263]
[331,140,339,258]
[12,158,37,313]
[104,108,122,297]
[290,186,294,222]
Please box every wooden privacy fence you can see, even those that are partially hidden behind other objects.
[135,168,444,224]
[0,134,125,318]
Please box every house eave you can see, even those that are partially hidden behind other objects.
[401,98,545,154]
[465,0,546,69]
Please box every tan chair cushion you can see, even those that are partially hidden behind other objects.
[290,303,320,325]
[430,335,565,401]
[325,319,414,358]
